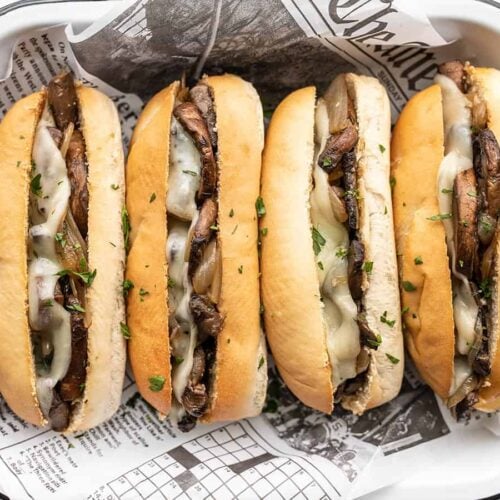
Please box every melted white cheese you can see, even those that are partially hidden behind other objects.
[311,100,360,387]
[435,74,477,388]
[167,118,201,221]
[29,106,72,417]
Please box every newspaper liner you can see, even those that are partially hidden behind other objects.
[0,1,498,499]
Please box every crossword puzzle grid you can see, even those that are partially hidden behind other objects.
[106,422,328,499]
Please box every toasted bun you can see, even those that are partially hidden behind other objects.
[340,74,404,414]
[127,75,266,422]
[470,67,500,411]
[261,75,400,415]
[0,91,46,426]
[201,74,266,422]
[126,83,179,416]
[0,86,126,432]
[261,86,334,414]
[391,85,455,399]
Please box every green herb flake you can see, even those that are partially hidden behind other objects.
[480,278,492,299]
[317,261,324,271]
[167,277,176,288]
[426,213,452,221]
[363,261,374,274]
[401,306,410,314]
[238,265,243,274]
[16,160,21,168]
[231,224,238,235]
[148,375,166,392]
[386,353,400,364]
[312,227,326,256]
[378,144,386,154]
[255,196,266,218]
[210,224,219,231]
[182,170,198,176]
[402,280,417,292]
[173,356,184,365]
[149,192,156,203]
[42,299,54,308]
[321,157,333,169]
[459,259,464,268]
[441,188,453,194]
[55,232,66,248]
[110,184,119,190]
[67,303,85,313]
[414,256,423,265]
[380,310,396,327]
[122,206,131,251]
[120,322,131,340]
[123,279,135,297]
[229,208,234,217]
[384,205,388,215]
[367,334,383,348]
[390,176,396,189]
[258,356,265,370]
[467,191,478,198]
[139,288,149,301]
[260,227,268,237]
[30,174,43,197]
[335,247,348,259]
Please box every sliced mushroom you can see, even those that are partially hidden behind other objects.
[188,198,217,276]
[66,130,89,238]
[438,60,467,93]
[47,72,78,131]
[357,312,380,351]
[182,383,208,418]
[49,390,70,432]
[178,413,197,432]
[189,294,223,341]
[348,239,365,301]
[341,150,359,234]
[453,168,478,279]
[447,373,478,410]
[189,346,206,386]
[473,128,500,219]
[317,125,358,174]
[173,102,217,202]
[189,84,217,149]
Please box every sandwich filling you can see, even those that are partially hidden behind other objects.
[166,84,223,432]
[435,61,500,416]
[312,75,379,401]
[29,72,92,431]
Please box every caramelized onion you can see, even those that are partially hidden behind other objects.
[209,243,222,304]
[328,185,348,223]
[60,122,74,158]
[447,373,478,408]
[324,75,350,133]
[355,346,370,374]
[192,240,218,295]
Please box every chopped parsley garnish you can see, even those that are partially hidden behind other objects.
[238,265,243,274]
[260,227,268,237]
[16,160,21,168]
[480,278,492,299]
[123,279,135,297]
[441,188,453,194]
[55,232,66,248]
[317,261,324,271]
[367,334,383,348]
[321,157,333,168]
[56,268,97,286]
[460,220,469,227]
[384,205,388,215]
[312,227,326,256]
[167,277,176,288]
[148,375,165,392]
[426,213,452,221]
[414,256,423,265]
[173,356,184,365]
[343,189,361,199]
[380,311,395,327]
[182,170,197,176]
[149,192,156,203]
[42,299,54,307]
[401,306,410,314]
[255,196,266,218]
[390,176,396,189]
[210,224,219,231]
[480,219,493,233]
[122,206,131,251]
[258,356,265,370]
[402,280,417,292]
[110,184,119,190]
[139,288,149,301]
[335,247,348,259]
[232,224,238,235]
[459,259,464,268]
[385,353,400,364]
[120,322,131,339]
[229,208,234,217]
[30,174,43,197]
[363,261,374,273]
[378,144,386,154]
[67,303,85,313]
[467,191,478,198]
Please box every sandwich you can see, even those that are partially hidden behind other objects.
[0,72,126,432]
[125,74,267,431]
[392,60,500,416]
[260,74,404,414]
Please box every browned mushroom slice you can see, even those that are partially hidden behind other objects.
[317,125,358,174]
[174,102,217,201]
[182,383,208,418]
[190,84,217,149]
[348,239,365,301]
[188,198,217,276]
[453,168,479,278]
[66,130,89,238]
[473,128,500,219]
[49,390,70,431]
[438,60,467,92]
[189,294,223,341]
[357,312,380,350]
[47,72,79,131]
[189,346,206,385]
[341,150,359,234]
[178,414,197,432]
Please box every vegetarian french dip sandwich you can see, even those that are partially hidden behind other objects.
[392,61,500,416]
[0,72,126,432]
[126,74,267,431]
[260,74,404,414]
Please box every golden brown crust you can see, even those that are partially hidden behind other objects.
[391,85,455,399]
[202,74,266,421]
[260,86,334,414]
[68,86,127,432]
[126,83,179,416]
[0,91,46,426]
